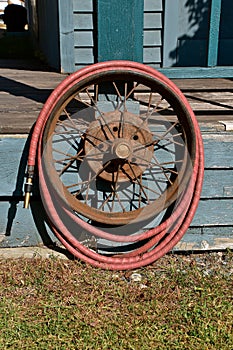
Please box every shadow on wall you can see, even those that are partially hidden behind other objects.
[3,132,63,250]
[169,0,210,67]
[168,0,233,67]
[4,132,50,244]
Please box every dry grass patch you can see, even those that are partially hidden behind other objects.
[0,251,232,349]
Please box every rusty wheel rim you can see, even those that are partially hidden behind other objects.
[42,70,193,226]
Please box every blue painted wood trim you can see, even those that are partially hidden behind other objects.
[163,0,179,67]
[158,66,233,78]
[207,0,222,67]
[57,0,75,73]
[97,0,144,62]
[1,132,233,249]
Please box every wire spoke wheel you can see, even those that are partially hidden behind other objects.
[27,61,204,270]
[42,69,194,226]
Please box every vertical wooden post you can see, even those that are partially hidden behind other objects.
[58,0,75,73]
[207,0,222,67]
[97,0,144,62]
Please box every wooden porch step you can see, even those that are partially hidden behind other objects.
[0,61,233,134]
[0,63,232,157]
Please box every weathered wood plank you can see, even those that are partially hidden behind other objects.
[144,30,162,46]
[74,48,94,64]
[144,0,163,12]
[74,31,94,47]
[0,68,64,134]
[143,47,161,63]
[174,78,233,90]
[2,65,233,133]
[191,199,233,226]
[0,198,232,249]
[203,134,233,168]
[201,170,233,198]
[73,0,93,12]
[207,0,222,67]
[144,13,162,29]
[0,201,57,247]
[73,13,94,30]
[159,67,233,79]
[1,135,233,196]
[0,136,28,197]
[174,230,233,251]
[0,115,37,134]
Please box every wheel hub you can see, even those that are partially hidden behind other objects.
[84,110,154,182]
[113,140,132,159]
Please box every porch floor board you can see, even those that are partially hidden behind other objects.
[0,60,233,134]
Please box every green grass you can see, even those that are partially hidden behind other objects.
[0,252,232,349]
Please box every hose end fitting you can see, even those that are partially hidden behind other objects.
[24,166,34,209]
[24,177,33,209]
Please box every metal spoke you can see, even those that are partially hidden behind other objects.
[52,132,81,152]
[85,172,92,203]
[126,161,151,204]
[63,107,78,129]
[151,154,176,185]
[72,160,112,197]
[121,186,147,208]
[98,191,114,211]
[110,164,121,212]
[151,132,184,147]
[84,131,107,144]
[112,81,124,103]
[114,190,127,212]
[138,174,143,208]
[135,121,182,152]
[133,179,161,196]
[85,87,115,139]
[58,148,83,176]
[53,147,78,159]
[124,82,127,111]
[125,82,139,100]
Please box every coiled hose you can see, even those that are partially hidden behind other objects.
[24,61,204,270]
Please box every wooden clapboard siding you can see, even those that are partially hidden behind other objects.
[26,0,233,77]
[1,131,233,249]
[143,0,163,67]
[72,0,163,70]
[201,170,233,198]
[73,0,94,69]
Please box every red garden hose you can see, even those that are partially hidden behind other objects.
[24,61,204,270]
